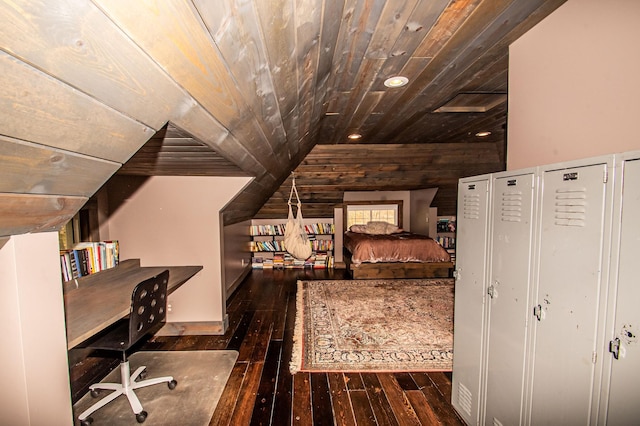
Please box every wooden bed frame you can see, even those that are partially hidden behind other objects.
[344,249,453,279]
[341,200,454,279]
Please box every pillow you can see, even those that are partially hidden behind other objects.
[365,221,401,234]
[349,222,401,235]
[349,224,368,233]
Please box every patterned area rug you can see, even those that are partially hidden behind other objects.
[290,278,454,373]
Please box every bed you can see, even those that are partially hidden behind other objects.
[343,227,453,279]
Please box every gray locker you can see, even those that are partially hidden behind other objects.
[601,153,640,425]
[484,171,537,426]
[528,157,613,425]
[452,175,492,425]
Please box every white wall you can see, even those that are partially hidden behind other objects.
[507,0,640,169]
[105,176,250,325]
[1,233,73,425]
[409,188,438,235]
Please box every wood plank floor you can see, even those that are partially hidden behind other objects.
[69,268,465,425]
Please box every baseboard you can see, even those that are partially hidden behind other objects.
[156,317,229,336]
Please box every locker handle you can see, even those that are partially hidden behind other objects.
[533,304,544,321]
[610,338,621,360]
[487,284,497,299]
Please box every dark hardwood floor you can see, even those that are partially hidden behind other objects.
[69,268,465,425]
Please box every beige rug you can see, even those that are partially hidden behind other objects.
[74,350,237,425]
[291,278,454,373]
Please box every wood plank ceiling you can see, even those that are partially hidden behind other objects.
[0,0,566,236]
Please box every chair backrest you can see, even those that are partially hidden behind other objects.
[127,269,169,346]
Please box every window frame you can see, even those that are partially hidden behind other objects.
[343,200,403,230]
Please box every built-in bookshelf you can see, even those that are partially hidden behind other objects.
[250,219,335,269]
[436,216,456,264]
[60,240,119,282]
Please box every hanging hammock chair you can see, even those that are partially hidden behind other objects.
[284,176,312,260]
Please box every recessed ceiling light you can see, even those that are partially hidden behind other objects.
[475,131,492,137]
[384,76,409,88]
[348,133,362,140]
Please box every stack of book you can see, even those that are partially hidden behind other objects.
[312,252,329,268]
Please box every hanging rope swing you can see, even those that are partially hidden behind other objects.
[284,174,312,260]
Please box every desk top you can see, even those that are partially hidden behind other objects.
[64,259,202,349]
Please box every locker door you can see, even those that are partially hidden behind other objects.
[485,172,536,426]
[530,162,609,425]
[452,176,492,425]
[605,157,640,425]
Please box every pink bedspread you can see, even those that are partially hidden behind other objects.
[344,231,451,265]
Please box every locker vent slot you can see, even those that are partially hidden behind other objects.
[554,188,587,227]
[493,418,505,426]
[463,194,481,220]
[500,191,523,222]
[456,383,473,417]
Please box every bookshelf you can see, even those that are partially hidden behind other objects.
[436,216,456,264]
[249,219,335,269]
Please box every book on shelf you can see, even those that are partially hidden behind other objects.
[250,220,335,269]
[251,250,334,270]
[436,218,457,233]
[250,223,286,236]
[60,240,119,281]
[436,236,456,249]
[250,222,334,236]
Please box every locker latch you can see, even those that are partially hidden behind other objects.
[487,283,498,299]
[609,338,621,360]
[533,304,545,321]
[487,285,495,298]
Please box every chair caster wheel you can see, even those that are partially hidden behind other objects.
[136,410,148,423]
[138,370,147,380]
[80,416,93,426]
[168,379,177,390]
[90,389,100,398]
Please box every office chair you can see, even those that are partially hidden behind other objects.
[77,270,177,425]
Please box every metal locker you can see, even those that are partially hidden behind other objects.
[601,154,640,425]
[484,170,537,426]
[528,157,613,425]
[452,174,492,425]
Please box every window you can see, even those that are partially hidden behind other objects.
[345,201,402,229]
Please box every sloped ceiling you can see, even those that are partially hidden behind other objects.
[0,0,565,236]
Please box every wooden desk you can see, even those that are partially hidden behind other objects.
[63,259,202,349]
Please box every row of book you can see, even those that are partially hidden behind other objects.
[60,241,119,282]
[249,239,334,252]
[303,223,334,235]
[250,239,286,252]
[249,222,334,236]
[251,252,334,269]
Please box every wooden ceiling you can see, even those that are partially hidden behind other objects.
[120,0,563,218]
[0,0,566,236]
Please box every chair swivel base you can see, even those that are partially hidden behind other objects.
[78,360,177,425]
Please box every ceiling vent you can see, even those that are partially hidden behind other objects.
[433,92,507,113]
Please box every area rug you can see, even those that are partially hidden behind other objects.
[290,278,454,373]
[73,350,238,425]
